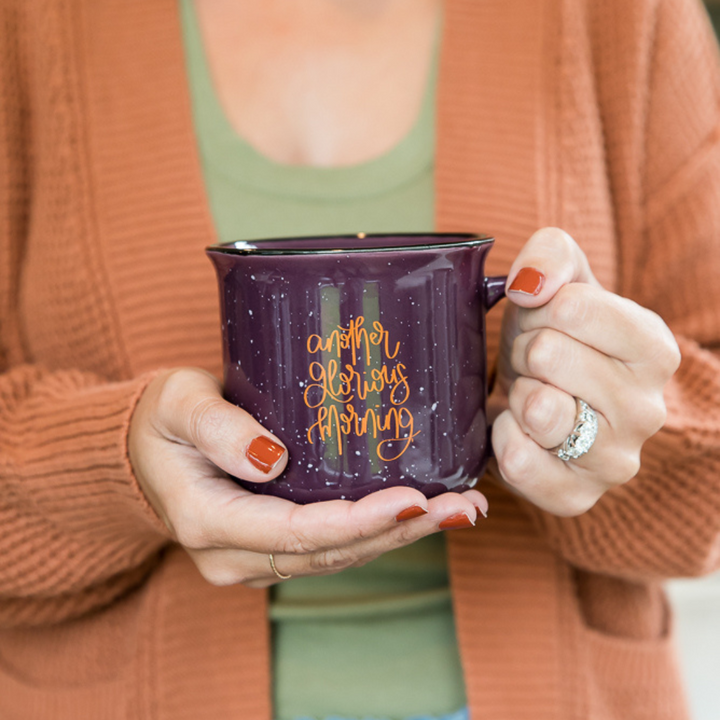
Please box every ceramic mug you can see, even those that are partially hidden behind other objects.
[207,233,506,504]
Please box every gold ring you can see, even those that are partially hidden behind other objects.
[269,553,292,580]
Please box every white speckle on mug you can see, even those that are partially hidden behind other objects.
[431,402,438,411]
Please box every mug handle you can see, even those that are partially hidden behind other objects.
[483,275,507,460]
[484,275,508,310]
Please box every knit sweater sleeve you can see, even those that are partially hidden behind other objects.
[527,0,720,581]
[0,367,172,628]
[0,6,171,629]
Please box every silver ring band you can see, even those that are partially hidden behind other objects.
[555,398,598,462]
[269,553,292,580]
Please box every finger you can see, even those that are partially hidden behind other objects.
[508,376,577,450]
[262,491,483,581]
[176,483,423,553]
[491,408,609,516]
[184,476,486,554]
[187,545,275,588]
[516,282,680,371]
[493,394,645,508]
[510,327,668,456]
[505,227,601,310]
[460,488,490,519]
[191,511,429,588]
[191,489,488,587]
[510,327,626,420]
[155,368,288,483]
[267,486,486,552]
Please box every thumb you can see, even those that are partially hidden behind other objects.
[505,227,600,309]
[151,368,288,483]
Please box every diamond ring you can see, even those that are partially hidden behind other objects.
[555,398,598,462]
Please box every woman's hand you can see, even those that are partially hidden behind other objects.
[128,368,487,588]
[490,227,681,517]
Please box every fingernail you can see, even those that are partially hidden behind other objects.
[474,505,488,519]
[508,267,545,296]
[395,505,428,522]
[439,512,475,530]
[246,436,285,473]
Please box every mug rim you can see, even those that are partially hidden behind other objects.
[206,232,494,256]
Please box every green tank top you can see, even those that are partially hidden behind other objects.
[179,2,466,717]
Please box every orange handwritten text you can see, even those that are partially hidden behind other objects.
[303,361,410,407]
[307,316,400,365]
[307,403,420,462]
[303,316,418,461]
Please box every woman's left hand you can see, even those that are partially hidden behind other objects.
[490,227,681,516]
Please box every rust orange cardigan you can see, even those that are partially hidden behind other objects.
[2,0,720,717]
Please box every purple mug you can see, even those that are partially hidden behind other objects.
[207,233,506,504]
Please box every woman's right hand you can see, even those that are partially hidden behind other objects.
[128,368,487,587]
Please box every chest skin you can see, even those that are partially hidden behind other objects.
[192,0,440,167]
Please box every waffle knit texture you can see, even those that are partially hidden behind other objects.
[2,0,720,718]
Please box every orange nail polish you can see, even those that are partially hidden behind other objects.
[508,267,545,296]
[395,505,428,522]
[439,512,475,530]
[246,436,285,473]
